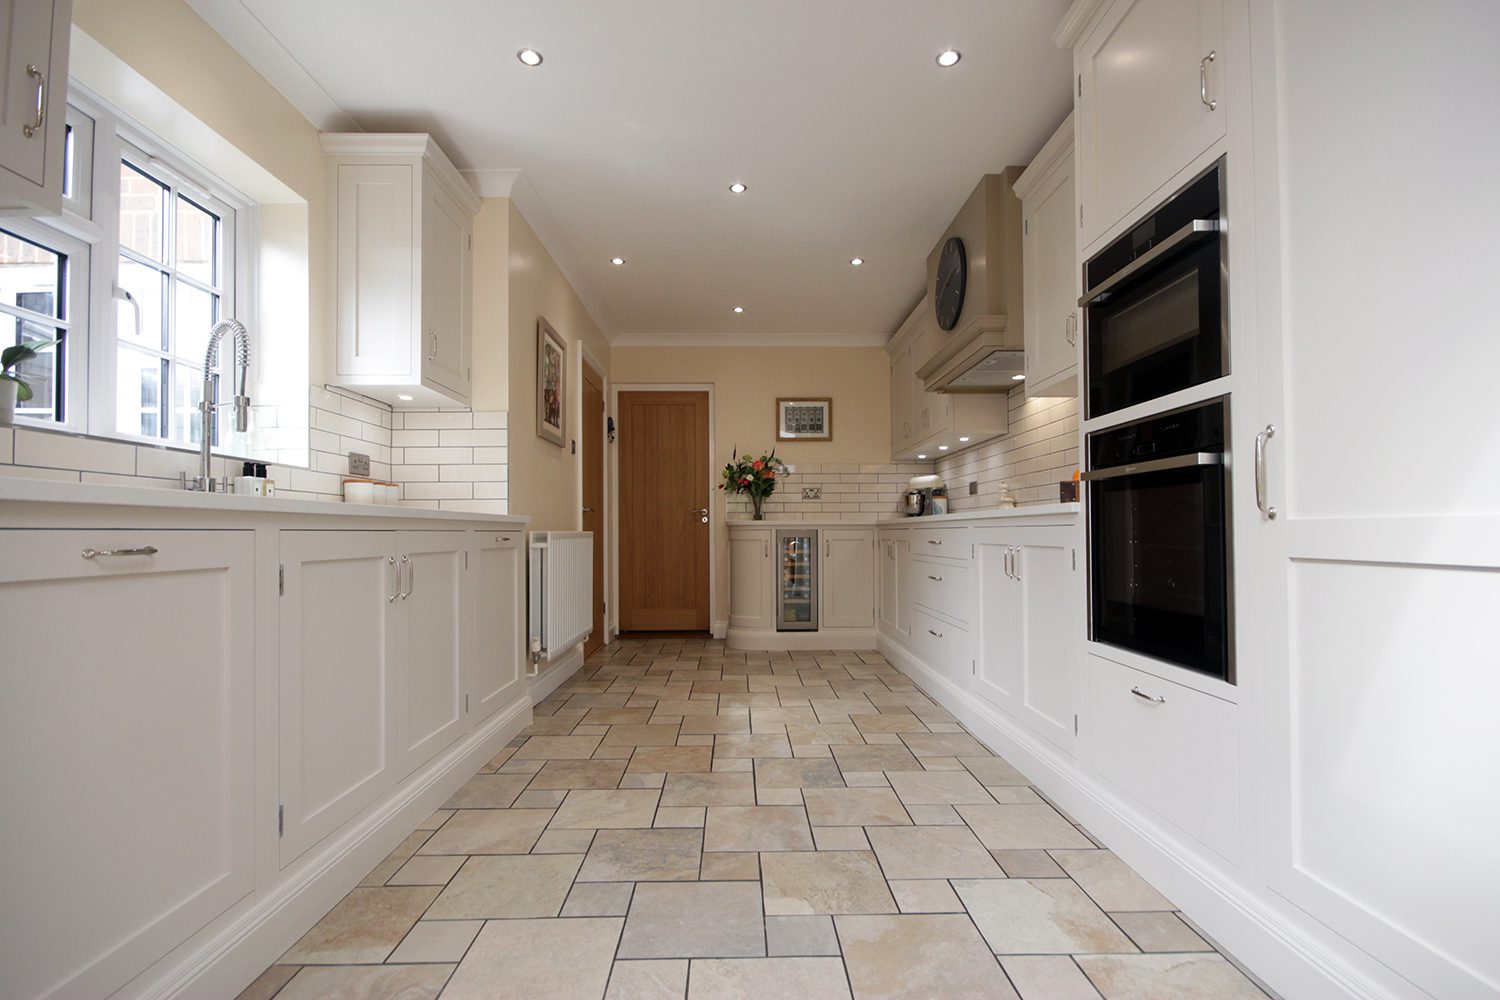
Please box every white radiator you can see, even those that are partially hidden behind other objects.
[528,531,593,672]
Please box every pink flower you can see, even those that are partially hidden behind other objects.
[753,460,764,471]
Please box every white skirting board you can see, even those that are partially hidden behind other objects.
[529,643,585,703]
[879,633,1415,1000]
[116,697,532,1000]
[711,620,728,640]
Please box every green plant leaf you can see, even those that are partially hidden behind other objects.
[2,373,35,402]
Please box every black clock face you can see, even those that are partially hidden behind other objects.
[935,236,967,331]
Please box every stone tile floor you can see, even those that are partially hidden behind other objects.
[241,637,1275,1000]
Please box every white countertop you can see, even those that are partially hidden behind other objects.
[727,517,880,529]
[0,475,529,526]
[877,503,1079,526]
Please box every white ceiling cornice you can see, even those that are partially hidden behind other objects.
[462,169,523,198]
[609,333,890,349]
[510,174,618,340]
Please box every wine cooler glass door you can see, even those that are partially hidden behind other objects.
[776,529,819,631]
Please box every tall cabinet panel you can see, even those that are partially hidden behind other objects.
[878,535,909,637]
[1015,530,1079,755]
[1016,114,1080,398]
[473,530,524,718]
[395,530,468,778]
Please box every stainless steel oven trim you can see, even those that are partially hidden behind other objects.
[1080,451,1224,481]
[1080,219,1219,306]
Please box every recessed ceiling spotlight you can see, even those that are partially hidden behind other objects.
[733,306,744,313]
[850,257,864,266]
[936,49,961,68]
[728,182,747,194]
[917,453,928,459]
[958,436,970,442]
[939,445,949,451]
[517,48,543,67]
[610,257,625,265]
[1011,373,1026,381]
[396,394,413,401]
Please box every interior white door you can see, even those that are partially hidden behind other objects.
[972,532,1021,711]
[420,173,468,392]
[473,529,524,719]
[821,528,875,629]
[0,529,254,1000]
[395,530,468,777]
[728,530,773,631]
[279,530,397,866]
[1251,4,1500,997]
[1016,529,1079,755]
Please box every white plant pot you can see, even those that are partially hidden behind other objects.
[0,379,17,427]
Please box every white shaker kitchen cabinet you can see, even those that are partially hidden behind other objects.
[473,529,525,719]
[322,133,480,408]
[821,527,876,630]
[278,530,398,867]
[0,0,70,215]
[395,530,468,779]
[1073,0,1225,249]
[728,526,774,632]
[0,529,255,1000]
[1015,114,1079,399]
[878,535,909,638]
[889,341,914,457]
[972,532,1022,710]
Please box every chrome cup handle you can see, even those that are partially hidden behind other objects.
[1255,425,1277,520]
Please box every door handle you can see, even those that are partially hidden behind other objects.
[927,574,943,582]
[928,628,943,639]
[1200,51,1217,111]
[1012,546,1021,581]
[692,506,709,524]
[1131,686,1167,705]
[81,545,158,559]
[397,555,412,600]
[582,506,594,514]
[1255,425,1277,520]
[1065,312,1078,347]
[427,330,438,360]
[23,65,45,138]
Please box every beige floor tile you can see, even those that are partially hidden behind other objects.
[677,734,716,747]
[444,917,622,1000]
[764,915,841,957]
[516,789,569,808]
[386,919,483,963]
[712,734,793,758]
[1075,954,1268,999]
[848,713,928,734]
[700,852,759,881]
[985,786,1042,804]
[630,746,713,772]
[529,759,629,789]
[889,879,963,913]
[703,805,814,852]
[903,803,963,825]
[886,769,994,805]
[756,786,804,805]
[533,827,597,853]
[605,724,686,747]
[619,882,766,959]
[416,809,454,830]
[275,964,452,1000]
[656,806,706,827]
[551,789,662,829]
[1110,911,1213,952]
[713,757,753,773]
[803,787,912,827]
[281,886,440,964]
[754,757,845,789]
[917,756,967,770]
[1049,849,1173,911]
[234,964,298,1000]
[579,828,704,881]
[442,773,533,809]
[621,771,668,787]
[500,757,548,773]
[678,715,752,735]
[900,733,990,757]
[1000,956,1106,1000]
[956,804,1095,851]
[953,878,1137,954]
[419,808,553,854]
[862,732,907,745]
[522,716,584,736]
[651,700,723,717]
[688,957,852,999]
[427,853,583,919]
[358,830,430,886]
[991,849,1065,878]
[761,850,897,915]
[865,825,1004,879]
[606,959,689,1000]
[960,756,1029,786]
[660,772,757,807]
[813,826,871,851]
[836,913,1019,1000]
[514,734,605,759]
[786,722,866,747]
[830,745,924,772]
[584,707,658,725]
[564,880,638,917]
[387,854,465,886]
[840,770,891,787]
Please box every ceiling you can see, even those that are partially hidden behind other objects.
[186,0,1073,346]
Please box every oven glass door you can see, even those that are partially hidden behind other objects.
[1086,238,1225,419]
[1089,461,1229,680]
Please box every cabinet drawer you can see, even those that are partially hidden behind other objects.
[911,605,972,685]
[909,527,970,564]
[911,556,972,625]
[1085,654,1239,861]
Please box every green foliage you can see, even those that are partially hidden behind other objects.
[1,338,57,403]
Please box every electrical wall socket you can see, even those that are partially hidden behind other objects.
[968,481,978,495]
[802,487,822,500]
[348,451,371,477]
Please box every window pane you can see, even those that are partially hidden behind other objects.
[117,348,165,439]
[117,256,166,351]
[0,230,62,319]
[175,280,218,366]
[173,364,206,445]
[176,197,218,285]
[11,318,59,419]
[119,162,166,262]
[62,124,73,199]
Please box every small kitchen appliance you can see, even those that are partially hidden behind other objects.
[904,474,947,516]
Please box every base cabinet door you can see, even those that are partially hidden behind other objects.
[395,530,467,778]
[473,529,524,718]
[973,533,1022,709]
[1016,530,1080,755]
[279,530,397,866]
[878,536,909,637]
[0,529,255,1000]
[822,528,875,629]
[728,529,773,631]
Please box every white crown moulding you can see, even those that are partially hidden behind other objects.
[608,332,892,349]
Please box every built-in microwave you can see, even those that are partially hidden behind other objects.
[1082,160,1227,419]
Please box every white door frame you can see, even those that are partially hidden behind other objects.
[608,383,719,638]
[579,346,610,643]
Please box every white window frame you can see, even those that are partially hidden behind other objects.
[0,217,89,425]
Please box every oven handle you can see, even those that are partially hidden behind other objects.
[1080,451,1224,482]
[1080,219,1220,307]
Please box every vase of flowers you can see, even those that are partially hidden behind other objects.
[719,447,788,520]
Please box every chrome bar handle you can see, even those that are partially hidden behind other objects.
[427,330,438,360]
[397,555,412,600]
[1012,545,1021,582]
[387,556,398,602]
[927,574,943,582]
[928,628,943,639]
[1003,546,1012,579]
[1065,312,1078,347]
[23,65,45,138]
[1132,686,1167,705]
[927,538,943,546]
[1255,425,1277,520]
[1200,51,1217,111]
[81,546,158,559]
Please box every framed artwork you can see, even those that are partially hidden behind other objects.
[776,397,833,442]
[537,318,566,447]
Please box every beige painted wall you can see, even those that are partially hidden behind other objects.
[609,345,892,627]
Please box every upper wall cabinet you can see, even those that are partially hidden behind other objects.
[888,296,1008,462]
[1068,0,1225,250]
[0,0,71,216]
[322,134,481,408]
[1015,114,1079,399]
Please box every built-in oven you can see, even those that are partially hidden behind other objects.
[1083,397,1231,682]
[1082,159,1227,419]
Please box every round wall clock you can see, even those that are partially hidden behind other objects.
[934,236,967,331]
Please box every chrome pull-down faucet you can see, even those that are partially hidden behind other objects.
[183,318,252,492]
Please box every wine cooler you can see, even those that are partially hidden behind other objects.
[775,528,819,631]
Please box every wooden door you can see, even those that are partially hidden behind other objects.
[618,390,710,631]
[582,364,606,654]
[395,530,467,778]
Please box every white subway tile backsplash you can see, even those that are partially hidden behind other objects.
[0,463,81,482]
[392,429,440,448]
[438,428,505,447]
[439,463,505,482]
[933,388,1078,511]
[403,481,474,501]
[471,411,508,429]
[400,411,473,430]
[400,446,474,465]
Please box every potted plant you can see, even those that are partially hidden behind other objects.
[0,338,56,426]
[719,446,788,520]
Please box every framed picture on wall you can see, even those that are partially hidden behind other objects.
[537,318,566,447]
[776,397,832,442]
